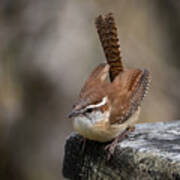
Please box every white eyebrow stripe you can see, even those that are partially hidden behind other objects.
[85,96,108,110]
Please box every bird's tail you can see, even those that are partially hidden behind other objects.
[95,13,124,81]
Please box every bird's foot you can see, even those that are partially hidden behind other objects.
[104,126,135,160]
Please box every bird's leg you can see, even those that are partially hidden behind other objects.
[79,136,87,154]
[105,126,135,160]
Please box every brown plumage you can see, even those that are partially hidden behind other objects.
[68,13,151,151]
[72,63,150,125]
[95,12,123,81]
[109,69,150,124]
[75,63,109,111]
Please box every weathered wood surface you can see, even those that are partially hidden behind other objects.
[63,121,180,180]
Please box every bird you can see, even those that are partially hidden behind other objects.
[68,13,151,157]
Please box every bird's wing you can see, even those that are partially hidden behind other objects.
[109,69,150,124]
[73,63,109,110]
[79,63,109,98]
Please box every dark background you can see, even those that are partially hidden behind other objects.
[0,1,180,179]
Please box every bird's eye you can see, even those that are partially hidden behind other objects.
[86,108,93,113]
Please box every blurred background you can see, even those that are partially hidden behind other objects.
[0,0,180,179]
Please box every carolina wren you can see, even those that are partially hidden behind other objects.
[68,13,151,155]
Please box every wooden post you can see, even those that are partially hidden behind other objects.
[63,121,180,180]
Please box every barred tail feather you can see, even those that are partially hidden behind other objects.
[95,13,124,81]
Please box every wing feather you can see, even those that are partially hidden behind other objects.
[74,63,109,110]
[109,69,150,124]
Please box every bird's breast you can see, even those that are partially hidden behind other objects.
[73,108,141,142]
[73,110,113,142]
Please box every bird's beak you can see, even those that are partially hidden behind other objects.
[68,109,80,118]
